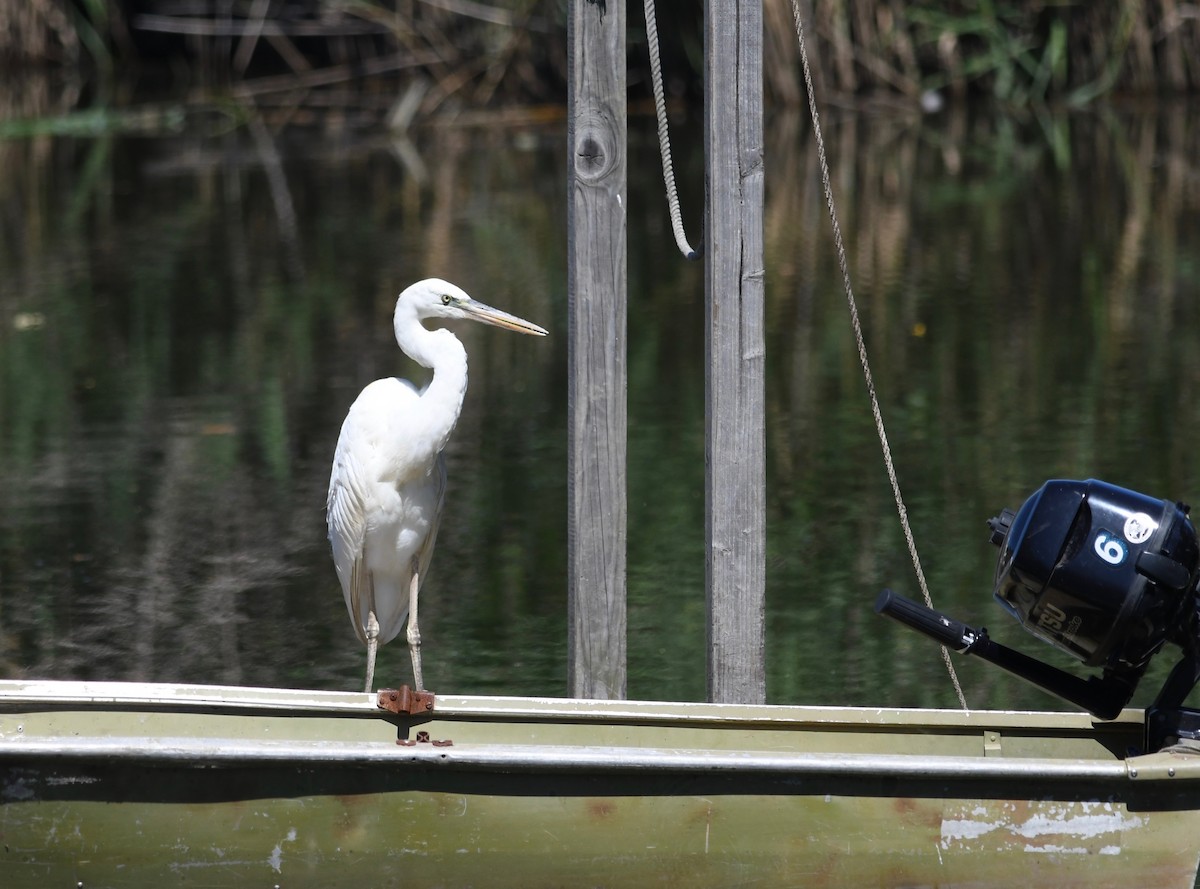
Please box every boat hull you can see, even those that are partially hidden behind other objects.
[3,681,1199,887]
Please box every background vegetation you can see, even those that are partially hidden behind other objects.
[1,0,1198,114]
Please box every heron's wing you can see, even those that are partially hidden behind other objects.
[413,450,448,589]
[327,424,372,646]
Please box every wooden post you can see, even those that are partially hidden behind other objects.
[567,0,628,699]
[705,0,766,703]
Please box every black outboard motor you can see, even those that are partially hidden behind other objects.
[877,479,1200,752]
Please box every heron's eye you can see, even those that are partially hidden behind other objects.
[441,294,453,306]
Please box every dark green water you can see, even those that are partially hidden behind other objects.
[2,96,1199,712]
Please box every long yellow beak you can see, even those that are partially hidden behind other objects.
[462,299,549,336]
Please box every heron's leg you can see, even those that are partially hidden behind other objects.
[364,611,380,694]
[406,558,424,690]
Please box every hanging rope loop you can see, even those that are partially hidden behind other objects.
[643,0,700,260]
[789,1,968,711]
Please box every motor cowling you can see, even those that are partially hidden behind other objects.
[988,479,1200,673]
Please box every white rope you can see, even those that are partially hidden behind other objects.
[789,1,968,711]
[643,0,699,259]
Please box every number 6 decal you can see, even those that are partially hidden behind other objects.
[1094,530,1127,566]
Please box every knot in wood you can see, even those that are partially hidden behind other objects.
[573,112,622,183]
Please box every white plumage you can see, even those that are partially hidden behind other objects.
[327,278,547,692]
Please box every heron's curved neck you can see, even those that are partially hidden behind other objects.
[394,304,468,453]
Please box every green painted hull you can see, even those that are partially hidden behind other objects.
[3,681,1199,886]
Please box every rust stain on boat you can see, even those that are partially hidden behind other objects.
[587,800,617,819]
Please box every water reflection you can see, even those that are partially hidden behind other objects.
[761,103,1200,710]
[1,105,566,692]
[2,91,1199,713]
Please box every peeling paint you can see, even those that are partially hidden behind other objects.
[46,775,100,786]
[1024,844,1089,855]
[941,818,999,842]
[940,800,1145,855]
[3,776,36,801]
[1016,811,1143,840]
[268,827,298,874]
[168,858,262,872]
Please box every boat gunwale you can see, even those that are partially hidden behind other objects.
[5,681,1200,793]
[0,680,1142,734]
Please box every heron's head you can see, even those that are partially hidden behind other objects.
[399,278,548,336]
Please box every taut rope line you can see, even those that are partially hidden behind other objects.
[789,2,969,710]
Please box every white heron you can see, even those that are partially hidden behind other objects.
[327,278,548,693]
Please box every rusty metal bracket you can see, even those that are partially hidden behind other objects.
[377,686,435,716]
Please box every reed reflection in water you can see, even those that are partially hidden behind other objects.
[1,98,1198,713]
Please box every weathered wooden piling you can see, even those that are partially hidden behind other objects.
[704,0,766,703]
[566,0,628,699]
[567,0,764,703]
